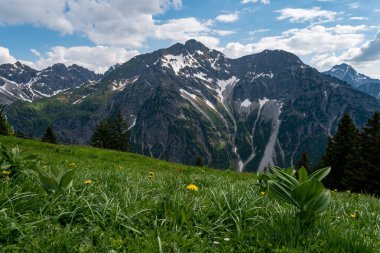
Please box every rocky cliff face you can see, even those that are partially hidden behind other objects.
[0,62,102,104]
[7,40,380,171]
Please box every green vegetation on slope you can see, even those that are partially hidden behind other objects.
[0,136,379,252]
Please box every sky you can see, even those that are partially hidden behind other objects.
[0,0,379,78]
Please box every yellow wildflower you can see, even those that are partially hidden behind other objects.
[69,162,76,167]
[84,180,92,185]
[148,171,155,177]
[260,191,266,196]
[148,175,153,180]
[186,183,199,191]
[350,213,357,219]
[2,170,11,176]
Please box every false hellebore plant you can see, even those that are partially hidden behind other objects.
[268,166,331,224]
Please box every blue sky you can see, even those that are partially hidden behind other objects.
[0,0,379,77]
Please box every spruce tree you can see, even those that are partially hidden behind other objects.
[322,112,359,189]
[110,111,129,151]
[91,121,111,148]
[356,112,380,195]
[295,152,311,172]
[0,105,13,135]
[41,126,57,144]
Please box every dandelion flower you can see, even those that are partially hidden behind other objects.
[350,213,356,219]
[2,170,11,176]
[148,175,153,180]
[148,171,155,177]
[186,183,199,191]
[84,180,92,185]
[260,191,266,196]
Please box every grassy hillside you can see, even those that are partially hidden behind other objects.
[0,136,379,252]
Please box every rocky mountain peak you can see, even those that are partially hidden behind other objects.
[325,63,380,99]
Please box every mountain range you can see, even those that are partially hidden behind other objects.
[4,40,380,172]
[0,62,101,104]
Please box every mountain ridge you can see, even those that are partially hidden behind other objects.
[6,40,380,172]
[0,62,102,104]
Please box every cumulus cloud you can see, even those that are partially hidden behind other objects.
[0,0,219,50]
[223,42,256,58]
[309,32,380,71]
[28,46,139,73]
[276,7,338,23]
[222,25,370,59]
[154,17,220,49]
[215,13,239,23]
[241,0,270,4]
[0,47,16,64]
[350,32,380,62]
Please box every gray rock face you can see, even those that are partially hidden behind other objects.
[0,62,102,104]
[324,63,380,100]
[7,41,380,172]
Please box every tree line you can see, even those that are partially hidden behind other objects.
[1,104,379,195]
[0,105,130,151]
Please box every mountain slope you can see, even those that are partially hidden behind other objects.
[324,63,380,100]
[0,62,102,104]
[7,40,380,171]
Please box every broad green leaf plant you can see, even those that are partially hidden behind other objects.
[38,166,75,194]
[268,166,331,224]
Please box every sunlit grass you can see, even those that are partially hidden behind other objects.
[0,136,379,252]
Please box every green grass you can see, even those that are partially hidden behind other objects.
[0,136,379,252]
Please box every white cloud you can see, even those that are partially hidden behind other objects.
[350,32,380,62]
[0,46,16,64]
[248,29,270,36]
[223,25,369,59]
[215,13,239,23]
[241,0,270,4]
[154,17,219,49]
[0,1,73,34]
[223,42,256,58]
[214,30,236,36]
[0,0,220,50]
[309,32,380,72]
[276,7,338,23]
[349,17,368,21]
[28,46,139,73]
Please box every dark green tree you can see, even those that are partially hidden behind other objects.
[110,111,129,151]
[322,113,359,189]
[91,121,112,148]
[0,105,13,135]
[354,112,380,196]
[194,156,203,167]
[295,152,311,172]
[42,126,57,144]
[91,112,129,151]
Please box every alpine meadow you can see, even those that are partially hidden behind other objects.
[0,0,380,252]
